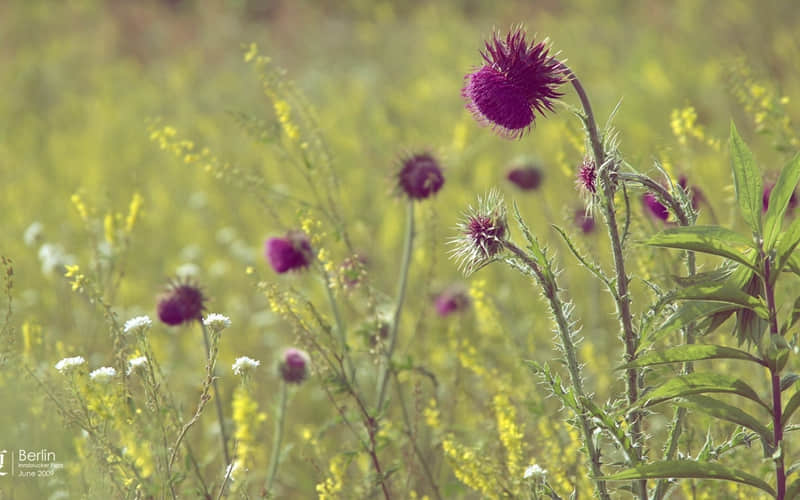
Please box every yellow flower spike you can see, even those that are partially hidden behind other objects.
[70,194,89,221]
[125,192,143,233]
[103,212,115,245]
[64,264,80,278]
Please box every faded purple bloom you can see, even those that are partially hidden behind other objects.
[397,153,445,200]
[280,348,310,384]
[678,175,703,210]
[507,165,543,191]
[763,182,798,213]
[462,27,566,139]
[339,253,368,289]
[265,230,312,274]
[642,192,670,221]
[576,157,597,195]
[157,280,206,326]
[435,287,470,316]
[574,209,595,234]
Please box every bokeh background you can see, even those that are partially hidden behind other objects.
[1,0,799,498]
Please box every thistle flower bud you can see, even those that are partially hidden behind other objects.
[574,209,595,234]
[507,164,543,191]
[576,157,597,196]
[396,153,445,200]
[642,192,670,221]
[280,348,310,384]
[450,190,508,275]
[157,279,206,326]
[265,230,312,274]
[434,286,471,316]
[763,182,798,213]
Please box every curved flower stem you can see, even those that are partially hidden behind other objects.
[505,240,611,500]
[201,321,231,467]
[376,201,415,413]
[563,66,645,499]
[265,381,289,496]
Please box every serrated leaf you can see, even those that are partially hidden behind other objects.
[674,395,771,442]
[641,372,769,411]
[671,266,735,287]
[730,121,763,236]
[624,345,764,369]
[603,460,775,496]
[645,226,757,273]
[671,282,767,318]
[643,301,738,348]
[764,153,800,249]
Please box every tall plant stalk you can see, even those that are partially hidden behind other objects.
[200,321,231,467]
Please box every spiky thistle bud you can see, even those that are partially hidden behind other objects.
[396,153,445,200]
[157,279,207,326]
[280,348,310,384]
[450,190,508,275]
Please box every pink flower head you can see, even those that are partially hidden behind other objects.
[434,286,471,317]
[507,165,543,191]
[396,153,445,200]
[280,348,310,384]
[574,209,595,234]
[642,192,670,221]
[763,182,798,213]
[576,157,597,195]
[265,230,312,274]
[462,27,566,139]
[157,279,206,326]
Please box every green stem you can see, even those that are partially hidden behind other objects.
[564,66,645,499]
[323,272,355,383]
[376,201,415,412]
[505,241,611,500]
[265,381,289,496]
[201,321,231,467]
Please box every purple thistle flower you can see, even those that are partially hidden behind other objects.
[434,286,471,317]
[576,157,597,195]
[678,175,703,210]
[507,164,543,191]
[574,209,595,234]
[396,153,445,200]
[642,192,670,221]
[763,182,798,213]
[462,27,566,139]
[265,230,312,274]
[280,348,310,384]
[157,279,207,326]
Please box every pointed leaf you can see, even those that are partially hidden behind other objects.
[671,283,767,318]
[675,395,771,442]
[641,372,769,411]
[643,301,738,348]
[603,460,775,496]
[624,345,765,368]
[783,389,800,426]
[765,153,800,249]
[775,215,800,278]
[788,479,800,500]
[645,226,757,273]
[730,121,763,235]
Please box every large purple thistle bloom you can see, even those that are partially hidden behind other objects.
[462,28,566,139]
[265,230,312,274]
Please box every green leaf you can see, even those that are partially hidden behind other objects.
[730,121,763,236]
[643,301,738,348]
[783,388,800,426]
[645,226,757,273]
[674,395,771,442]
[788,479,800,500]
[764,153,800,249]
[624,345,765,368]
[775,215,800,278]
[603,460,775,496]
[671,282,767,318]
[641,372,769,411]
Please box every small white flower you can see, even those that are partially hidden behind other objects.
[203,313,231,331]
[55,356,86,374]
[89,366,117,383]
[24,221,44,247]
[127,356,148,374]
[232,356,261,376]
[523,463,547,480]
[123,315,152,334]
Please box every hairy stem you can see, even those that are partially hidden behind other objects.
[505,241,611,500]
[265,381,289,495]
[376,201,415,412]
[564,66,645,499]
[201,321,231,467]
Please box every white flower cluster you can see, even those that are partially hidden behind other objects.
[203,313,231,331]
[523,463,547,480]
[123,315,152,334]
[127,356,148,374]
[232,356,261,376]
[89,366,117,383]
[55,356,85,374]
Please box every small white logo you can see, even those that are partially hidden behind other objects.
[0,449,8,476]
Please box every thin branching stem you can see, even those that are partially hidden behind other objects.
[265,381,289,495]
[200,321,231,467]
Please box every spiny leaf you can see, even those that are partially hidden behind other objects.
[730,121,763,236]
[603,460,775,497]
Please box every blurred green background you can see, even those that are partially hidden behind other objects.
[1,0,799,498]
